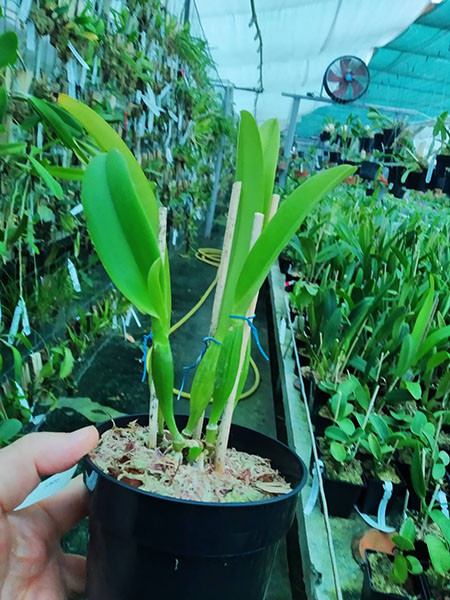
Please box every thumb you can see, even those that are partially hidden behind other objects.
[0,426,99,512]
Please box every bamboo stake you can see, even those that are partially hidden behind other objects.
[148,207,167,448]
[193,182,242,440]
[215,212,265,473]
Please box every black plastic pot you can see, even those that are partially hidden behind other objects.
[360,137,375,152]
[84,414,307,600]
[356,476,405,516]
[435,154,450,177]
[374,133,384,151]
[322,471,364,518]
[405,170,427,191]
[320,131,331,142]
[362,551,429,600]
[359,161,380,181]
[391,183,405,199]
[383,128,397,148]
[329,151,341,163]
[388,165,405,185]
[443,174,450,195]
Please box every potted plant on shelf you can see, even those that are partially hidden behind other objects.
[57,94,354,600]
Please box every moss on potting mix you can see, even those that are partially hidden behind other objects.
[90,420,292,503]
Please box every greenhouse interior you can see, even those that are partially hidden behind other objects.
[1,0,450,599]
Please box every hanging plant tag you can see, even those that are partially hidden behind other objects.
[146,110,154,134]
[8,300,23,343]
[26,21,36,52]
[30,351,43,378]
[20,297,30,336]
[279,317,287,344]
[165,120,172,148]
[159,82,172,103]
[137,113,146,138]
[36,122,43,148]
[35,37,43,77]
[168,110,178,122]
[165,146,173,165]
[67,258,81,292]
[14,465,77,511]
[80,65,87,90]
[68,41,90,70]
[14,382,30,411]
[91,55,98,84]
[129,307,142,328]
[18,0,33,22]
[180,121,194,146]
[66,60,77,98]
[70,203,83,216]
[171,228,178,246]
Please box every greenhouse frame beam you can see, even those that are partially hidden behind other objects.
[279,92,425,188]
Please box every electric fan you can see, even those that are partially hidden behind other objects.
[323,56,370,104]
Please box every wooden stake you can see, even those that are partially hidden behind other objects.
[215,212,265,473]
[193,182,242,440]
[148,207,167,448]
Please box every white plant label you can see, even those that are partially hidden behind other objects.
[14,465,77,511]
[18,0,33,22]
[171,228,178,247]
[26,21,36,52]
[70,203,84,216]
[129,307,141,328]
[279,317,287,344]
[68,41,90,70]
[92,55,98,85]
[20,297,30,336]
[36,123,43,149]
[8,300,23,343]
[66,60,77,98]
[67,258,81,292]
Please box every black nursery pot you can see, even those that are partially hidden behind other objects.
[329,151,341,163]
[360,137,375,152]
[405,170,427,191]
[320,131,331,141]
[84,414,307,600]
[359,161,380,181]
[356,476,405,516]
[322,474,364,518]
[374,133,384,151]
[382,128,397,148]
[435,154,450,177]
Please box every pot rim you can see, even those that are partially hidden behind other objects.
[84,413,308,509]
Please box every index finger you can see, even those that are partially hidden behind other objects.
[0,427,99,513]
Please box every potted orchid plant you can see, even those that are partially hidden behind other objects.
[57,94,354,600]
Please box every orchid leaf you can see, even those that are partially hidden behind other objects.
[28,155,63,199]
[259,118,280,221]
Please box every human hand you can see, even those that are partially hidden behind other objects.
[0,426,99,600]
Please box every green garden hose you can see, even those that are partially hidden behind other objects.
[170,248,260,400]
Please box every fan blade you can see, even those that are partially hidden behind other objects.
[350,79,364,97]
[352,61,368,77]
[327,70,344,83]
[334,82,349,99]
[340,58,351,73]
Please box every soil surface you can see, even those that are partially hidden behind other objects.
[92,421,291,502]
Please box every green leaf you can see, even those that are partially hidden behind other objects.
[411,276,434,346]
[430,510,450,546]
[416,325,450,363]
[405,555,422,575]
[324,425,347,442]
[395,333,417,378]
[58,94,158,233]
[234,164,355,314]
[0,31,18,68]
[425,534,450,575]
[57,396,125,423]
[29,97,75,149]
[37,205,54,222]
[369,414,390,442]
[0,142,26,156]
[392,534,415,552]
[45,165,85,181]
[259,118,280,221]
[368,433,382,461]
[59,347,74,379]
[0,85,7,122]
[323,307,341,350]
[0,418,22,443]
[411,447,426,499]
[404,381,421,400]
[81,150,159,315]
[330,441,347,463]
[339,418,355,436]
[411,412,427,436]
[400,518,416,545]
[392,554,408,584]
[28,155,64,199]
[426,351,450,372]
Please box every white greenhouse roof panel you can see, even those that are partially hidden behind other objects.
[194,0,430,123]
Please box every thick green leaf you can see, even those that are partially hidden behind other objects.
[416,325,450,362]
[0,85,7,122]
[28,156,63,199]
[411,276,434,346]
[324,425,347,442]
[0,31,18,68]
[323,307,341,350]
[234,164,355,313]
[405,555,422,575]
[58,94,158,232]
[400,518,416,544]
[426,351,450,372]
[411,447,426,499]
[392,554,408,584]
[404,381,421,400]
[411,412,427,436]
[368,433,382,461]
[330,441,347,462]
[0,142,26,156]
[146,258,166,322]
[425,534,450,575]
[395,334,416,378]
[217,111,264,336]
[29,97,75,149]
[259,118,280,220]
[81,152,153,314]
[369,414,390,442]
[392,534,414,552]
[59,347,74,379]
[0,418,22,443]
[430,510,450,546]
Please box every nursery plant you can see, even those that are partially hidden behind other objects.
[56,93,354,599]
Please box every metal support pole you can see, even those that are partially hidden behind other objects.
[204,85,233,238]
[279,96,300,188]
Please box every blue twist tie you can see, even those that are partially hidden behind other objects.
[177,336,221,400]
[229,314,269,361]
[141,332,153,382]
